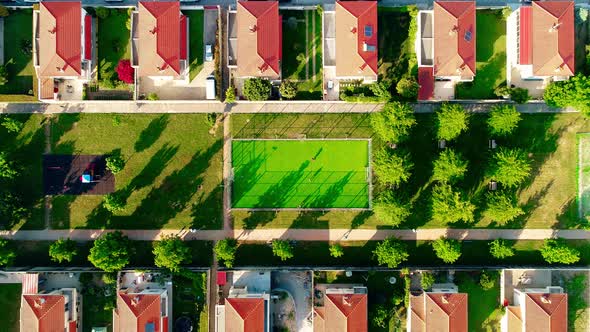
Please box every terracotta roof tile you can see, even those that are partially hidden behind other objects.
[225,298,265,332]
[115,293,162,332]
[409,293,468,332]
[322,293,367,332]
[507,306,523,332]
[524,293,567,332]
[21,294,66,332]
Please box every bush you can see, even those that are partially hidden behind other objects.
[147,93,159,101]
[0,65,9,86]
[95,7,110,19]
[432,237,462,264]
[214,238,237,268]
[488,105,521,136]
[369,81,392,100]
[371,305,389,328]
[483,191,524,224]
[540,239,581,264]
[432,148,468,183]
[116,60,134,84]
[153,235,191,272]
[225,87,236,103]
[0,5,9,17]
[1,117,24,133]
[103,193,125,212]
[479,271,497,290]
[49,239,78,263]
[431,183,475,224]
[279,81,298,99]
[339,83,391,102]
[329,243,344,258]
[373,192,412,227]
[106,154,125,174]
[243,78,272,101]
[272,240,294,261]
[0,239,15,267]
[436,103,469,141]
[489,239,515,259]
[88,231,130,272]
[0,152,18,179]
[421,272,435,290]
[544,74,590,116]
[372,148,413,187]
[396,77,420,99]
[370,102,416,145]
[487,148,531,187]
[511,87,530,104]
[0,192,27,229]
[373,237,409,268]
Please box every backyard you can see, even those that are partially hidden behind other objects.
[281,9,322,100]
[579,134,590,220]
[455,9,507,99]
[456,271,502,331]
[0,283,21,332]
[173,272,208,332]
[183,10,205,81]
[49,114,223,230]
[0,9,36,100]
[81,273,115,332]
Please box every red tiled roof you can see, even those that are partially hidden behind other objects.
[225,298,265,332]
[324,293,368,331]
[39,1,82,77]
[69,320,77,332]
[140,1,182,75]
[519,7,532,65]
[22,273,39,295]
[217,271,227,286]
[115,293,162,332]
[180,15,187,60]
[84,15,92,61]
[336,1,378,77]
[162,316,168,332]
[21,294,66,332]
[524,293,567,331]
[236,1,281,78]
[418,67,434,101]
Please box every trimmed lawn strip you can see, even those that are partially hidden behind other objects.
[0,283,21,332]
[0,114,46,230]
[1,10,34,95]
[50,114,223,230]
[183,10,205,81]
[456,271,502,331]
[173,272,208,332]
[97,9,131,85]
[455,9,507,99]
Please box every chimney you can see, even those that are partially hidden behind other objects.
[541,294,552,304]
[35,297,46,308]
[149,26,158,34]
[350,27,357,34]
[441,294,449,304]
[549,22,562,32]
[249,25,257,33]
[48,26,57,34]
[131,296,140,306]
[554,63,565,73]
[449,25,459,36]
[342,295,352,306]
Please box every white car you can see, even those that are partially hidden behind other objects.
[205,45,213,62]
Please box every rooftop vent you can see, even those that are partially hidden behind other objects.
[449,25,459,36]
[441,294,449,304]
[249,25,257,33]
[541,294,552,304]
[48,26,57,34]
[149,26,157,34]
[549,22,562,32]
[350,27,357,34]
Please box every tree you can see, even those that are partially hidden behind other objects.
[214,238,237,268]
[540,239,581,264]
[243,78,272,101]
[396,77,420,99]
[49,238,78,263]
[102,273,117,285]
[373,192,411,227]
[372,148,413,187]
[432,237,462,264]
[432,149,468,183]
[483,191,524,224]
[373,237,409,268]
[225,87,236,103]
[431,183,475,224]
[436,103,469,141]
[88,231,130,272]
[103,193,125,212]
[1,117,24,133]
[479,271,496,290]
[0,152,18,179]
[0,65,8,86]
[370,102,416,145]
[489,239,515,259]
[369,82,392,100]
[421,272,435,290]
[106,154,125,174]
[511,87,530,104]
[371,305,389,328]
[0,5,9,18]
[487,148,531,187]
[0,192,26,229]
[329,243,344,258]
[272,240,294,261]
[153,235,191,272]
[95,7,110,19]
[279,81,297,99]
[544,74,590,116]
[488,105,521,136]
[116,60,134,84]
[0,239,15,267]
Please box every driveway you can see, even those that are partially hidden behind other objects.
[272,271,313,332]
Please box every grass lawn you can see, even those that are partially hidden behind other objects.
[0,283,21,332]
[97,8,131,87]
[232,139,369,208]
[578,134,590,219]
[49,114,223,230]
[0,114,46,230]
[173,272,208,332]
[183,10,204,81]
[0,10,34,97]
[456,272,502,332]
[281,9,322,100]
[455,9,506,99]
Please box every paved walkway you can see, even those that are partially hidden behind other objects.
[2,228,589,241]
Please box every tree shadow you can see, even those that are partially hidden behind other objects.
[134,114,169,152]
[52,114,81,152]
[190,183,223,229]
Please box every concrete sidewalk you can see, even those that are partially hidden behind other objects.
[1,228,589,242]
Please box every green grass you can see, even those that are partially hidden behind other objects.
[183,10,204,81]
[97,9,131,85]
[578,134,590,219]
[232,139,369,208]
[49,114,223,229]
[173,272,208,332]
[1,10,34,96]
[456,272,502,332]
[0,283,21,332]
[455,9,507,99]
[0,114,45,230]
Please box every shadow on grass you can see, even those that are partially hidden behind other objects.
[134,114,169,152]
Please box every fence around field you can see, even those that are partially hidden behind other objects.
[578,134,590,219]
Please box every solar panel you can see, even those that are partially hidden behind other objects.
[364,25,372,37]
[464,30,472,42]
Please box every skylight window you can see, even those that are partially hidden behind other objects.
[364,25,373,38]
[464,30,472,42]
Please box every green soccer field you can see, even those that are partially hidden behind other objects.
[232,140,370,209]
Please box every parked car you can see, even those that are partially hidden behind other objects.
[205,45,213,62]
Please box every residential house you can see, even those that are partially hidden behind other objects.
[506,1,574,98]
[33,1,93,101]
[113,272,172,332]
[228,0,281,86]
[416,0,476,100]
[313,284,368,332]
[20,289,79,332]
[131,1,189,99]
[407,284,468,332]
